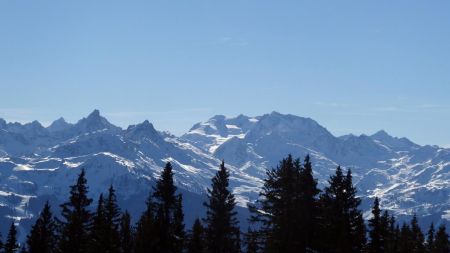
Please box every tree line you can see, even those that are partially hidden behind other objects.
[0,155,449,253]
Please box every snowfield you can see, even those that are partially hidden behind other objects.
[0,110,449,235]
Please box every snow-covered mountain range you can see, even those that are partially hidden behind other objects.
[183,112,450,226]
[0,110,449,236]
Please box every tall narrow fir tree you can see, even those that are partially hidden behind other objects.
[204,161,240,253]
[58,169,93,253]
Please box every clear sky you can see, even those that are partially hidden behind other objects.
[1,1,449,146]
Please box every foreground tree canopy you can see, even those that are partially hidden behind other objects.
[0,155,448,253]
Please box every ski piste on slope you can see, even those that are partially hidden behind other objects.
[0,110,449,236]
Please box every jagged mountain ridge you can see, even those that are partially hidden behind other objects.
[182,111,450,226]
[0,110,449,237]
[0,110,260,238]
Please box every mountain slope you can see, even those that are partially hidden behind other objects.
[0,110,449,237]
[184,112,450,227]
[0,110,260,238]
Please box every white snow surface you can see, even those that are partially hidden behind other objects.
[0,110,449,231]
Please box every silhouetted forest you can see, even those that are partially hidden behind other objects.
[2,155,449,253]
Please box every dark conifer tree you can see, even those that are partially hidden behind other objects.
[89,194,107,253]
[410,214,425,253]
[249,155,323,253]
[26,201,58,253]
[434,224,450,253]
[58,169,93,253]
[204,161,240,253]
[392,224,401,253]
[398,223,412,253]
[4,222,18,253]
[250,155,322,253]
[298,155,320,250]
[319,166,366,252]
[426,223,435,253]
[368,197,385,253]
[119,211,134,253]
[134,195,158,253]
[187,218,205,253]
[86,187,121,253]
[104,186,121,253]
[173,195,185,252]
[152,162,184,253]
[380,210,391,252]
[386,215,399,253]
[244,228,260,253]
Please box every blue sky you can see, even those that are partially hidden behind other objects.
[1,1,450,146]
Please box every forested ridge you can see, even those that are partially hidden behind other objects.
[2,155,448,253]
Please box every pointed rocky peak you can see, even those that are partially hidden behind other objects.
[23,120,48,136]
[48,117,71,132]
[235,114,247,119]
[269,111,282,116]
[52,117,67,124]
[26,120,44,129]
[87,109,101,120]
[370,129,419,150]
[128,120,157,133]
[371,130,393,140]
[125,120,161,140]
[140,119,152,127]
[74,109,121,134]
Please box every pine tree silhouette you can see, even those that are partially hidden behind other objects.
[250,155,320,253]
[152,162,185,253]
[89,194,107,253]
[398,223,412,253]
[433,224,450,253]
[244,228,260,253]
[426,223,435,253]
[58,169,93,253]
[173,194,185,252]
[104,186,121,253]
[204,160,240,253]
[14,153,450,253]
[4,222,18,253]
[187,218,205,253]
[410,214,425,253]
[26,201,58,253]
[386,215,399,253]
[368,197,385,253]
[119,211,134,253]
[319,166,366,252]
[297,155,320,250]
[134,195,158,253]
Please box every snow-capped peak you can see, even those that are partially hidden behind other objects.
[370,129,419,151]
[0,110,449,235]
[182,114,257,153]
[125,120,160,141]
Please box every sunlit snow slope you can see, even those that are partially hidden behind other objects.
[0,110,449,236]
